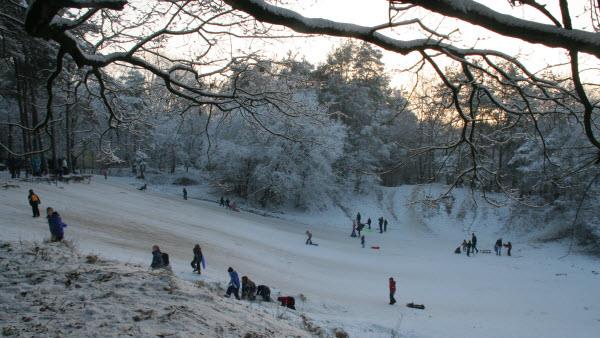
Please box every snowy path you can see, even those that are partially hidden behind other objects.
[1,178,599,337]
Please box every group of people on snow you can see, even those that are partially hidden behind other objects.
[26,190,68,242]
[350,212,390,249]
[219,196,239,212]
[455,233,513,256]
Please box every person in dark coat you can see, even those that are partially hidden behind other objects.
[356,212,361,223]
[378,217,383,233]
[384,219,388,232]
[220,196,225,207]
[389,277,397,305]
[241,276,257,300]
[466,240,472,257]
[183,187,188,200]
[224,267,240,299]
[7,157,17,179]
[471,233,478,254]
[225,199,230,208]
[454,246,461,254]
[495,238,503,256]
[28,189,41,217]
[277,296,296,310]
[367,218,371,229]
[46,207,67,242]
[504,241,513,256]
[151,245,165,269]
[190,244,203,274]
[257,285,271,302]
[357,222,364,237]
[361,235,365,248]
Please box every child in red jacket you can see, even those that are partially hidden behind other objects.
[389,277,396,305]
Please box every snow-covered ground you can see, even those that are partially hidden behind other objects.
[1,176,599,337]
[0,240,313,337]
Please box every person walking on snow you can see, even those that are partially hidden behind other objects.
[367,218,371,229]
[224,267,240,299]
[495,238,503,256]
[471,233,478,254]
[361,235,365,248]
[351,221,357,238]
[306,229,314,245]
[389,277,397,305]
[378,217,383,233]
[46,207,67,242]
[220,196,225,207]
[356,212,361,223]
[191,244,204,274]
[384,219,388,232]
[466,240,472,256]
[183,187,188,200]
[28,189,41,217]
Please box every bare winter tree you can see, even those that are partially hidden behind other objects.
[2,0,308,163]
[221,0,600,197]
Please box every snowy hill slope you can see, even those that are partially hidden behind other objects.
[1,177,600,337]
[0,240,314,338]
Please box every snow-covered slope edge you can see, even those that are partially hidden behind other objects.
[0,240,324,338]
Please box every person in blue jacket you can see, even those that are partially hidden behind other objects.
[224,267,240,299]
[46,207,67,242]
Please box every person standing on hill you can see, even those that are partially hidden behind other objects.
[183,187,188,200]
[471,233,478,254]
[191,244,203,274]
[384,219,388,232]
[389,277,397,305]
[356,212,361,224]
[361,235,365,248]
[220,196,225,207]
[504,241,513,256]
[466,240,472,257]
[28,189,41,217]
[224,267,241,299]
[306,229,314,245]
[367,218,372,229]
[46,207,67,242]
[495,238,503,256]
[378,217,384,233]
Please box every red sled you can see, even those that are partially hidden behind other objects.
[371,246,380,250]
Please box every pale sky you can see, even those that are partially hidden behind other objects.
[160,0,596,89]
[248,0,594,89]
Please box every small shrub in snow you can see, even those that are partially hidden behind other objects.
[334,328,349,338]
[172,177,198,186]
